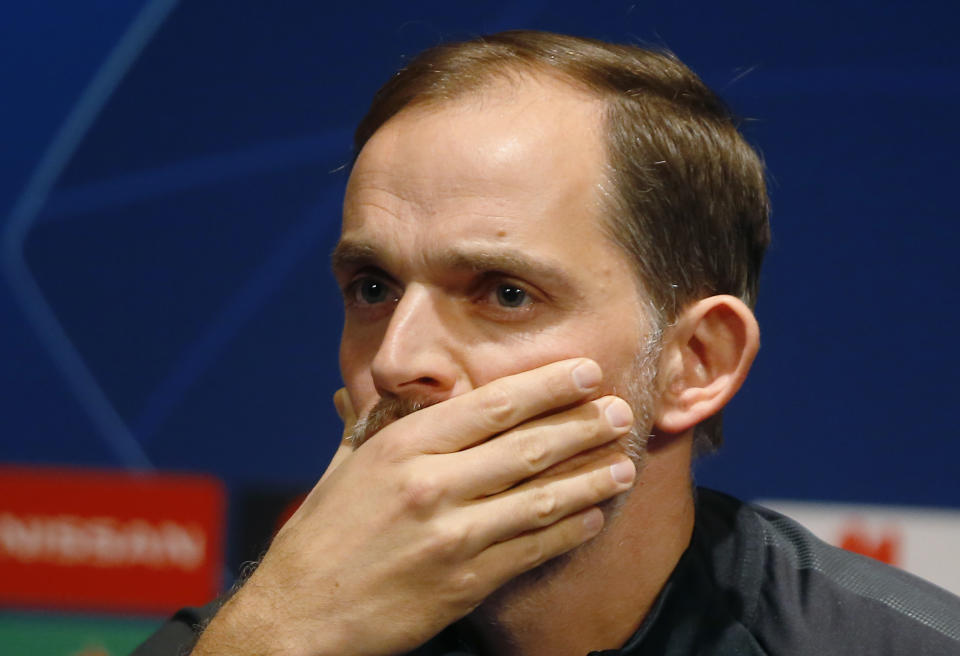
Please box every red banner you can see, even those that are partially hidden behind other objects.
[0,465,225,614]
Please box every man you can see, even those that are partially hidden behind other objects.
[135,31,960,655]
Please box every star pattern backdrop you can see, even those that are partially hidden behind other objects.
[2,1,959,604]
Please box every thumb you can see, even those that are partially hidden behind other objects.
[321,388,356,481]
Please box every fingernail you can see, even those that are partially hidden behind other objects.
[610,459,636,485]
[604,398,633,428]
[582,508,604,533]
[572,360,601,390]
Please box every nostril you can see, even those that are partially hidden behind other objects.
[373,375,443,400]
[389,376,446,396]
[409,376,442,387]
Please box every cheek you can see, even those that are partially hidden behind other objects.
[465,320,642,396]
[461,330,611,388]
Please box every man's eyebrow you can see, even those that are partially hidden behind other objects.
[332,240,576,293]
[433,249,571,288]
[330,241,379,272]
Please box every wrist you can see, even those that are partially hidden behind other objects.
[191,578,350,656]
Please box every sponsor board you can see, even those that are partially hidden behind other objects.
[760,499,960,596]
[0,612,161,656]
[0,466,225,614]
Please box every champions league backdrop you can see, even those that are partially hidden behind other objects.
[1,2,958,652]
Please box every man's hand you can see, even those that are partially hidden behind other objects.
[192,359,636,656]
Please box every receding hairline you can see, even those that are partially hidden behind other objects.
[398,58,607,106]
[352,30,703,152]
[355,63,611,161]
[349,62,656,306]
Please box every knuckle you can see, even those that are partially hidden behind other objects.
[585,467,607,494]
[529,487,558,523]
[518,438,550,473]
[520,534,547,568]
[438,567,484,614]
[425,523,469,559]
[449,568,480,597]
[399,473,445,512]
[590,467,617,498]
[479,385,515,428]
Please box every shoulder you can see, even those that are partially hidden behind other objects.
[699,490,960,655]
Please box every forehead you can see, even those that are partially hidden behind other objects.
[339,76,634,284]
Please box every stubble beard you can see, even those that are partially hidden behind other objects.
[470,343,661,630]
[349,397,424,448]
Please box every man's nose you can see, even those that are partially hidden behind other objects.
[370,285,463,402]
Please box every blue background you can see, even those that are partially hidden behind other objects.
[2,0,958,546]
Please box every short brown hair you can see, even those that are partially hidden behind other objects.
[353,30,771,452]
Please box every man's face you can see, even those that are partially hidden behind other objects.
[335,77,658,444]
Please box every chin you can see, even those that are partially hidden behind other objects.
[472,430,647,622]
[472,481,635,630]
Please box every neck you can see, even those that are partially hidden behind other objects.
[465,433,695,656]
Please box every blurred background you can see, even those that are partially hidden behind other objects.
[1,1,958,653]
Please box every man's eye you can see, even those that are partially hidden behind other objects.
[495,284,530,308]
[353,278,395,305]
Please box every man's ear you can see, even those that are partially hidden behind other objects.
[654,295,760,435]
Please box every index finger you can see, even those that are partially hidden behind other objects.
[396,358,603,455]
